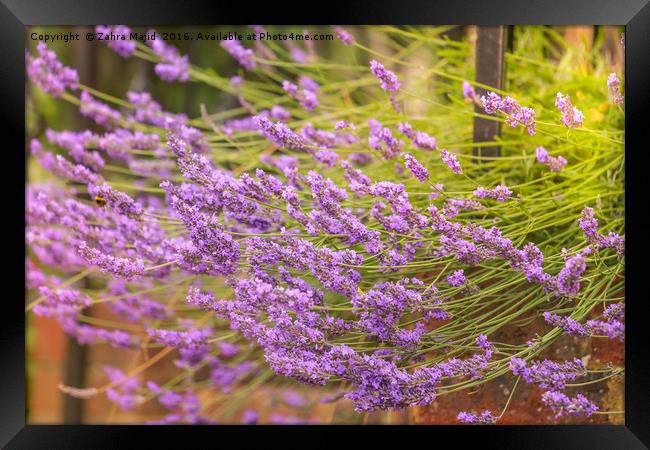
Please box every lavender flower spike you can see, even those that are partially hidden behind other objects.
[479,91,536,135]
[457,410,497,424]
[541,390,598,418]
[255,115,307,151]
[95,26,136,58]
[332,26,355,45]
[473,185,512,202]
[607,73,624,105]
[26,42,79,97]
[221,40,256,71]
[555,93,584,128]
[147,31,190,82]
[536,146,567,173]
[462,81,476,102]
[369,60,400,92]
[439,149,462,174]
[401,153,430,182]
[447,269,466,287]
[78,242,145,280]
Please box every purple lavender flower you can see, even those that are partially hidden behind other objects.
[367,119,404,160]
[270,105,291,121]
[473,185,512,202]
[555,248,590,296]
[45,129,104,171]
[509,357,585,390]
[299,76,319,93]
[462,81,476,101]
[369,60,401,92]
[439,149,462,174]
[186,286,216,310]
[586,318,624,341]
[242,409,259,424]
[479,91,536,135]
[77,242,145,279]
[457,410,497,424]
[230,75,243,89]
[603,302,624,322]
[447,269,466,287]
[95,25,136,58]
[255,115,307,150]
[79,91,122,128]
[335,120,356,131]
[26,42,79,97]
[543,312,589,337]
[332,26,355,45]
[398,122,437,151]
[88,184,144,219]
[282,80,319,110]
[221,40,256,71]
[127,91,184,128]
[401,153,430,182]
[104,366,142,410]
[579,207,625,257]
[147,31,189,82]
[341,160,372,196]
[282,390,307,407]
[607,73,624,105]
[555,93,584,128]
[541,390,598,417]
[536,146,567,173]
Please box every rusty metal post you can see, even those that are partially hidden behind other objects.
[473,26,510,161]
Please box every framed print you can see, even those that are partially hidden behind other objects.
[2,0,649,447]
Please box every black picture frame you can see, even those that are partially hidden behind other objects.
[3,0,648,448]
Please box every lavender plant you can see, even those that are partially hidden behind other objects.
[26,25,624,424]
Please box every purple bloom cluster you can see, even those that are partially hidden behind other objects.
[473,185,512,202]
[44,129,105,171]
[78,241,145,279]
[578,207,624,257]
[401,153,430,182]
[541,390,598,418]
[255,116,307,150]
[332,26,355,45]
[79,91,122,128]
[147,31,190,82]
[555,93,584,128]
[283,79,319,110]
[457,410,497,424]
[105,366,143,410]
[369,60,401,92]
[509,357,585,390]
[447,269,466,287]
[95,25,136,58]
[543,303,623,342]
[221,40,256,71]
[536,146,567,173]
[607,73,624,105]
[480,91,536,135]
[462,81,476,102]
[398,122,437,150]
[543,312,589,336]
[26,42,79,97]
[429,206,594,297]
[439,148,462,174]
[368,119,404,160]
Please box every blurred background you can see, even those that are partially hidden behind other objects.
[26,25,624,424]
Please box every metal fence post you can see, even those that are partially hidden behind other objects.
[473,26,510,160]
